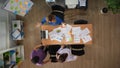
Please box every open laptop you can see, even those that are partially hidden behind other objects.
[41,30,48,39]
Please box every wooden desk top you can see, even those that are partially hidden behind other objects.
[41,24,93,45]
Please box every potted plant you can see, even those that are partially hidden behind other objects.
[14,24,17,28]
[105,0,120,14]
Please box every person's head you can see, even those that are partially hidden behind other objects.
[31,56,39,64]
[56,53,68,63]
[47,14,55,22]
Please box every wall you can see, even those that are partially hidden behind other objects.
[0,0,16,51]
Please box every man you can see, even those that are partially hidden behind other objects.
[41,14,64,26]
[36,5,65,27]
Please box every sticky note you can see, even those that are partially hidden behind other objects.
[10,0,14,4]
[19,1,22,5]
[24,1,28,5]
[15,0,18,2]
[10,6,14,10]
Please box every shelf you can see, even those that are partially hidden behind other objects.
[0,45,24,68]
[11,20,24,40]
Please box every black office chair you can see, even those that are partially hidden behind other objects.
[74,19,88,24]
[51,5,65,21]
[51,5,65,12]
[47,45,61,62]
[70,44,85,56]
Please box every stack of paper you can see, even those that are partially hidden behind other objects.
[81,35,92,43]
[72,27,81,35]
[72,27,92,43]
[49,24,72,42]
[64,34,72,42]
[48,24,92,43]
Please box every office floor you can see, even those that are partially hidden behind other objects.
[18,0,120,68]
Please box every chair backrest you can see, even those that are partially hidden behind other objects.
[51,5,65,12]
[74,19,88,24]
[71,44,85,56]
[51,12,64,21]
[48,45,61,62]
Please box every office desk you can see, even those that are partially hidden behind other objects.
[41,24,93,45]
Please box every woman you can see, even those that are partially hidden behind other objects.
[30,45,49,66]
[56,45,77,63]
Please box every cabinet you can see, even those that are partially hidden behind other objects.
[11,20,24,40]
[0,45,24,68]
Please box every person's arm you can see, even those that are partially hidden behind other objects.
[41,17,46,24]
[43,59,50,64]
[33,44,41,50]
[36,22,41,28]
[35,17,46,28]
[57,45,65,53]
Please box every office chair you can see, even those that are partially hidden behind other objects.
[51,5,65,21]
[74,19,88,24]
[47,45,61,62]
[70,44,85,56]
[51,5,65,12]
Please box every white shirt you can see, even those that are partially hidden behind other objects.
[57,47,77,62]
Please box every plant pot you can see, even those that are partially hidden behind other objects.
[101,7,108,14]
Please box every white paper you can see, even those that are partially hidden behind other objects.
[54,35,63,42]
[74,35,80,43]
[65,34,72,42]
[66,24,72,32]
[53,27,64,37]
[79,0,86,6]
[72,27,81,35]
[81,28,90,36]
[12,29,21,39]
[81,35,92,43]
[49,31,57,40]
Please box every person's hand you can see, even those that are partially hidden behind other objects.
[36,22,41,28]
[43,59,50,64]
[61,45,65,48]
[61,23,66,28]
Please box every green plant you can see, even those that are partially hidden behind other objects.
[105,0,120,13]
[14,24,17,28]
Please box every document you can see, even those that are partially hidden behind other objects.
[54,35,63,42]
[81,35,92,43]
[53,27,64,37]
[81,28,90,36]
[49,31,57,40]
[65,34,72,42]
[72,27,81,35]
[66,24,72,32]
[12,29,21,39]
[74,35,80,43]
